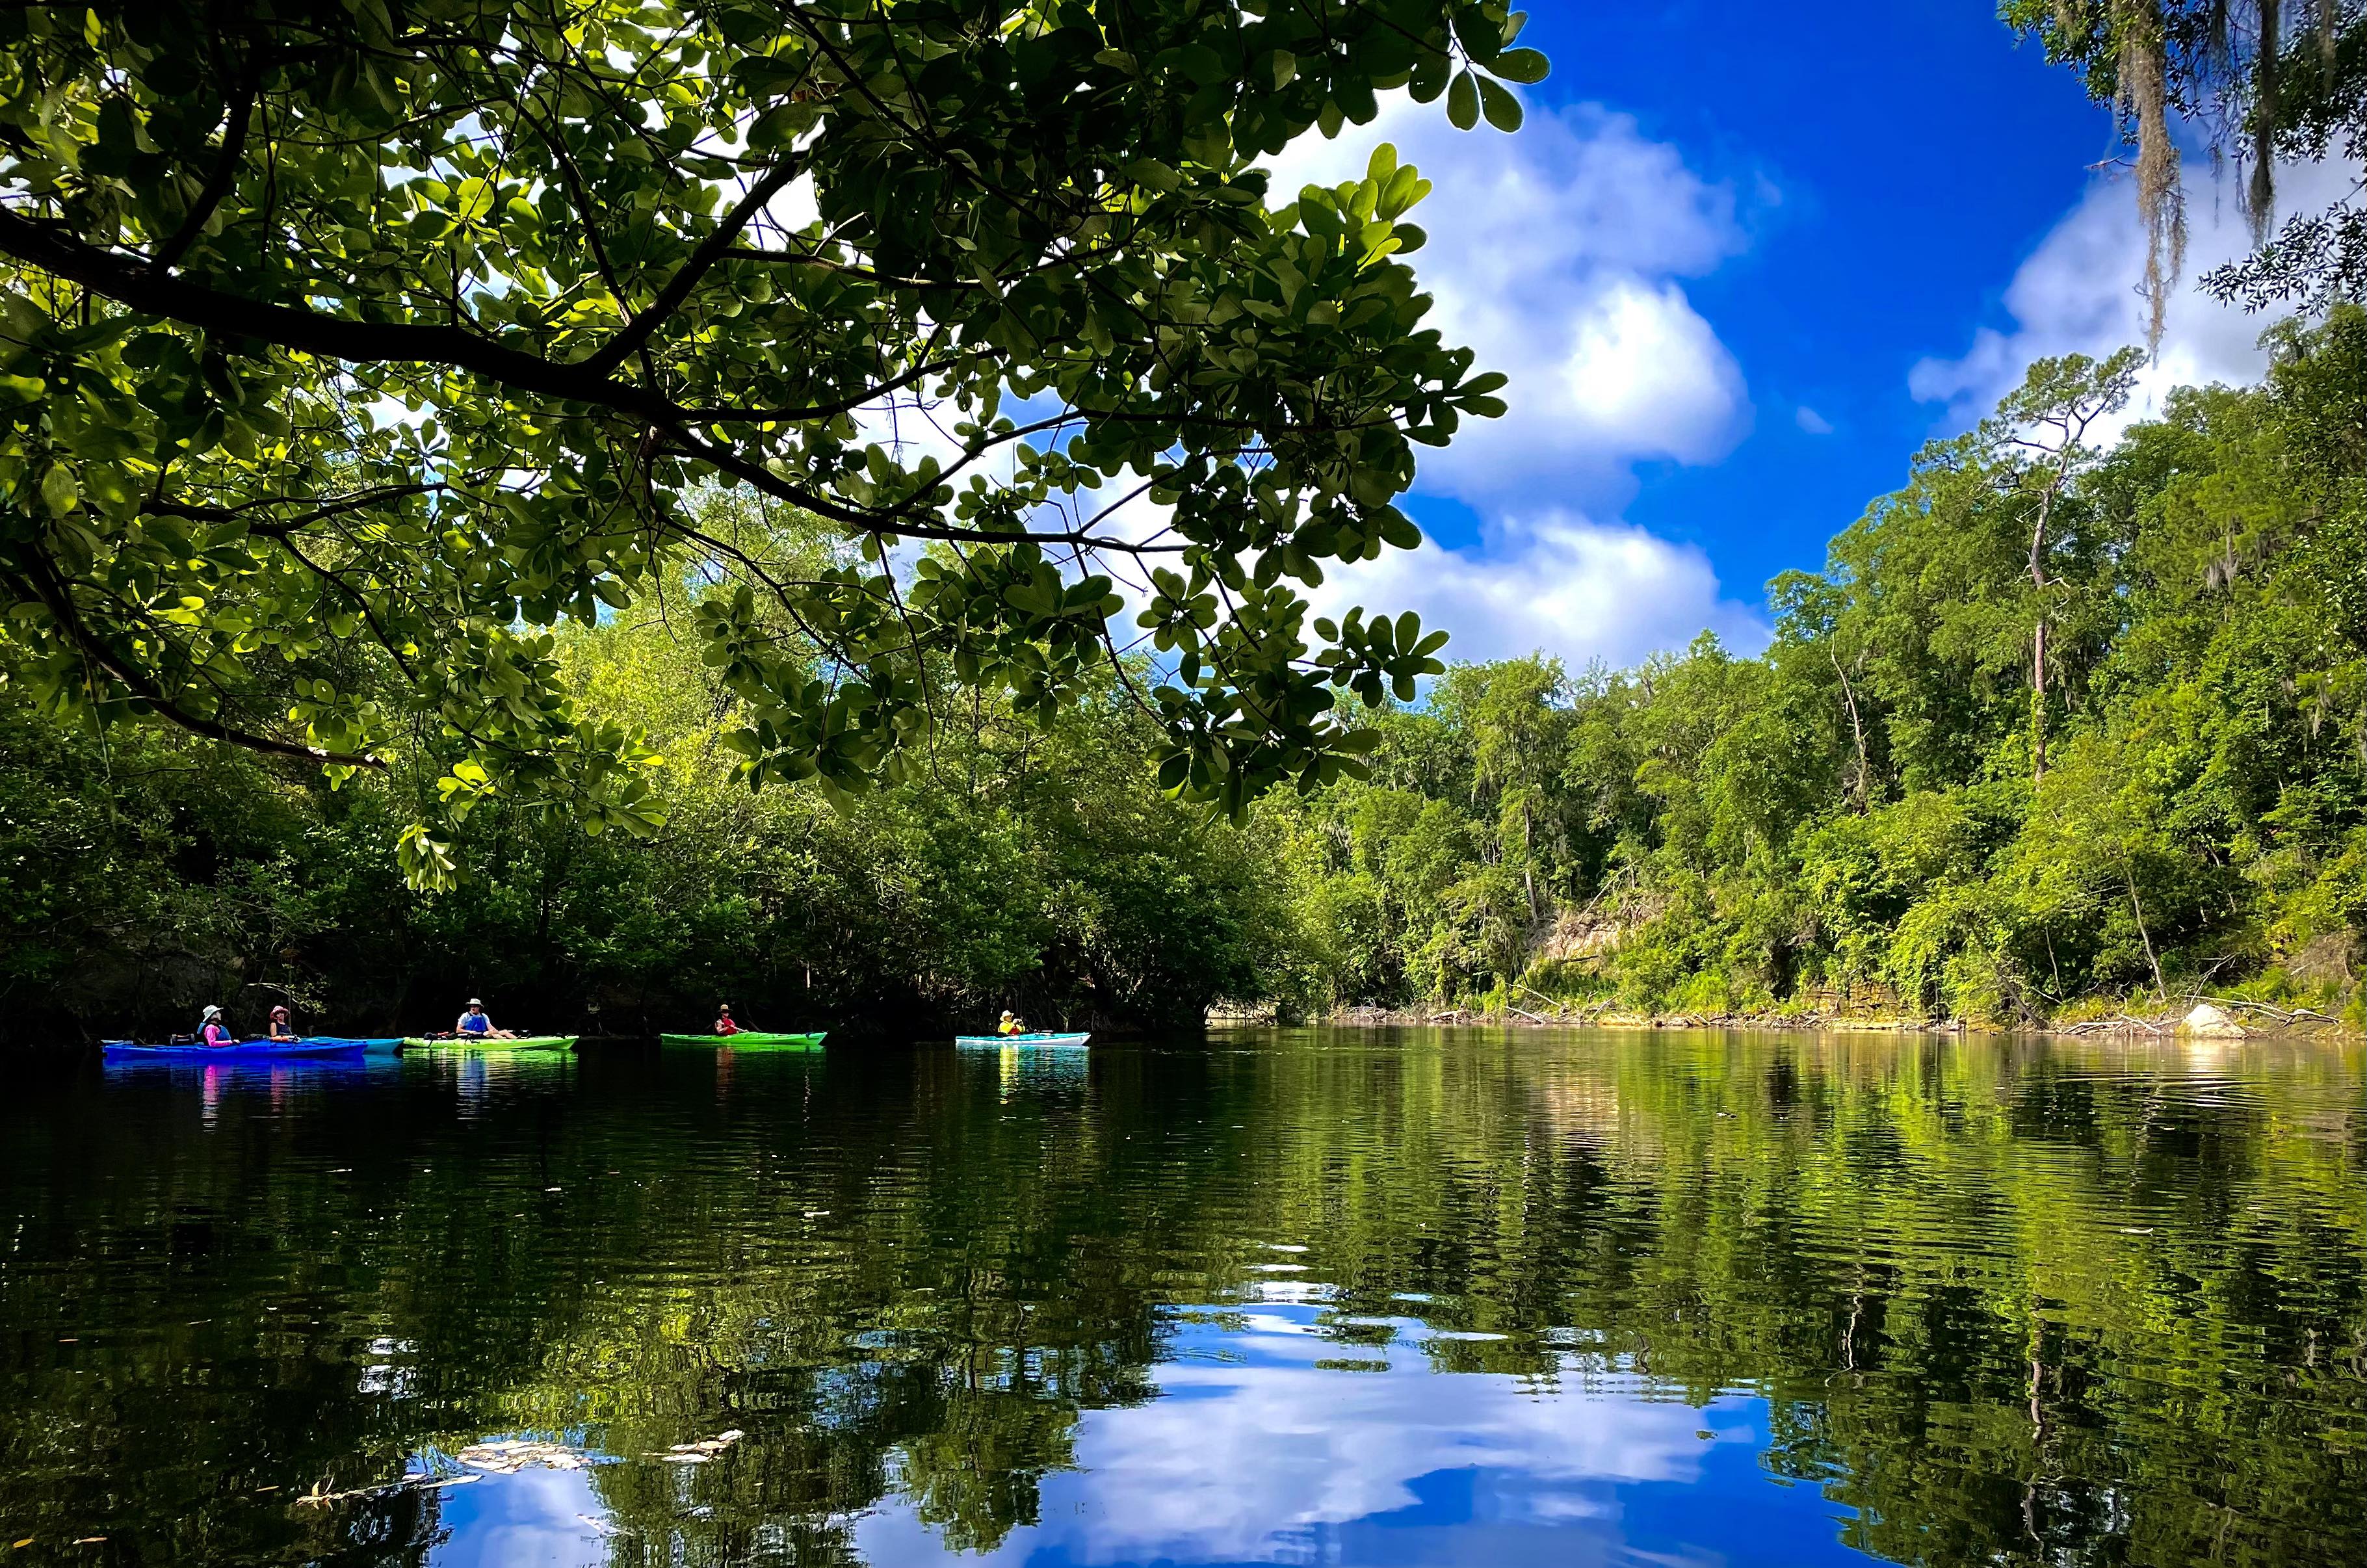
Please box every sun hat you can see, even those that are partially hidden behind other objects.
[202,1004,222,1019]
[468,998,483,1006]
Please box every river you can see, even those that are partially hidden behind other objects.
[1,1027,2360,1566]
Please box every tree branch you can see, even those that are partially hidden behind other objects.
[152,60,261,273]
[144,482,447,536]
[583,158,804,375]
[5,550,387,770]
[0,205,693,420]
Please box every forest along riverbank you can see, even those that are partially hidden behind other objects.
[1317,997,2350,1039]
[17,324,2367,1045]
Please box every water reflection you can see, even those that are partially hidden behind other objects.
[2,1030,2362,1567]
[994,1041,1090,1100]
[854,1296,1874,1568]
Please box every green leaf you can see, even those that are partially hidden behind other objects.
[40,465,78,517]
[1127,158,1182,193]
[1493,48,1549,84]
[1476,76,1523,131]
[1446,70,1478,131]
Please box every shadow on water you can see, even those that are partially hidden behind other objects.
[1,1027,2362,1566]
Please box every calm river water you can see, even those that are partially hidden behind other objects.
[2,1028,2362,1567]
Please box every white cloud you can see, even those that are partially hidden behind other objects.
[796,95,1772,675]
[1266,94,1754,508]
[1910,159,2364,431]
[1309,510,1768,668]
[1794,406,1834,436]
[1245,94,1765,668]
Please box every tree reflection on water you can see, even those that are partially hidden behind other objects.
[0,1029,2360,1567]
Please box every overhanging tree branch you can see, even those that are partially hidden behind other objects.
[0,205,928,436]
[583,157,805,375]
[151,59,262,273]
[3,550,387,770]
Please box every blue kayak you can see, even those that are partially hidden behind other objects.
[102,1038,369,1061]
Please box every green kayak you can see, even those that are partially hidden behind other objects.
[660,1031,827,1050]
[402,1034,578,1052]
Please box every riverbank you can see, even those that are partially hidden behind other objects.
[1314,997,2356,1039]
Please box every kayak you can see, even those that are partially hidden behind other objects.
[955,1032,1091,1049]
[102,1038,367,1061]
[661,1032,827,1049]
[401,1034,578,1052]
[309,1036,404,1056]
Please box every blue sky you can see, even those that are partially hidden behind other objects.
[1264,0,2317,669]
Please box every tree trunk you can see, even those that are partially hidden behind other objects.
[1521,802,1537,920]
[2032,616,2048,782]
[2028,456,2068,787]
[2126,867,2166,1002]
[1832,643,1870,813]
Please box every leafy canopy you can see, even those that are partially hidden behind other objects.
[0,0,1539,885]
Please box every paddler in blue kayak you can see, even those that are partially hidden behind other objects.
[267,1004,296,1041]
[456,999,517,1041]
[199,1005,235,1048]
[997,1010,1026,1036]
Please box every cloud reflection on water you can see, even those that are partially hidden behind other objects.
[852,1298,1873,1568]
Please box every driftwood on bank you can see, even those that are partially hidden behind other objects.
[2197,996,2339,1027]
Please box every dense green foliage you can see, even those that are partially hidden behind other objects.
[1267,315,2367,1023]
[1,540,1295,1043]
[21,315,2367,1036]
[0,0,1526,885]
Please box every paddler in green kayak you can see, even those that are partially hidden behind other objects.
[713,1003,742,1036]
[456,999,517,1041]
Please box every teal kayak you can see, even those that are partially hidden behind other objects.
[309,1036,404,1056]
[955,1032,1091,1049]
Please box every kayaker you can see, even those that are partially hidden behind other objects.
[267,1004,296,1041]
[713,1004,741,1036]
[996,1010,1026,1036]
[200,1005,235,1048]
[455,999,517,1041]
